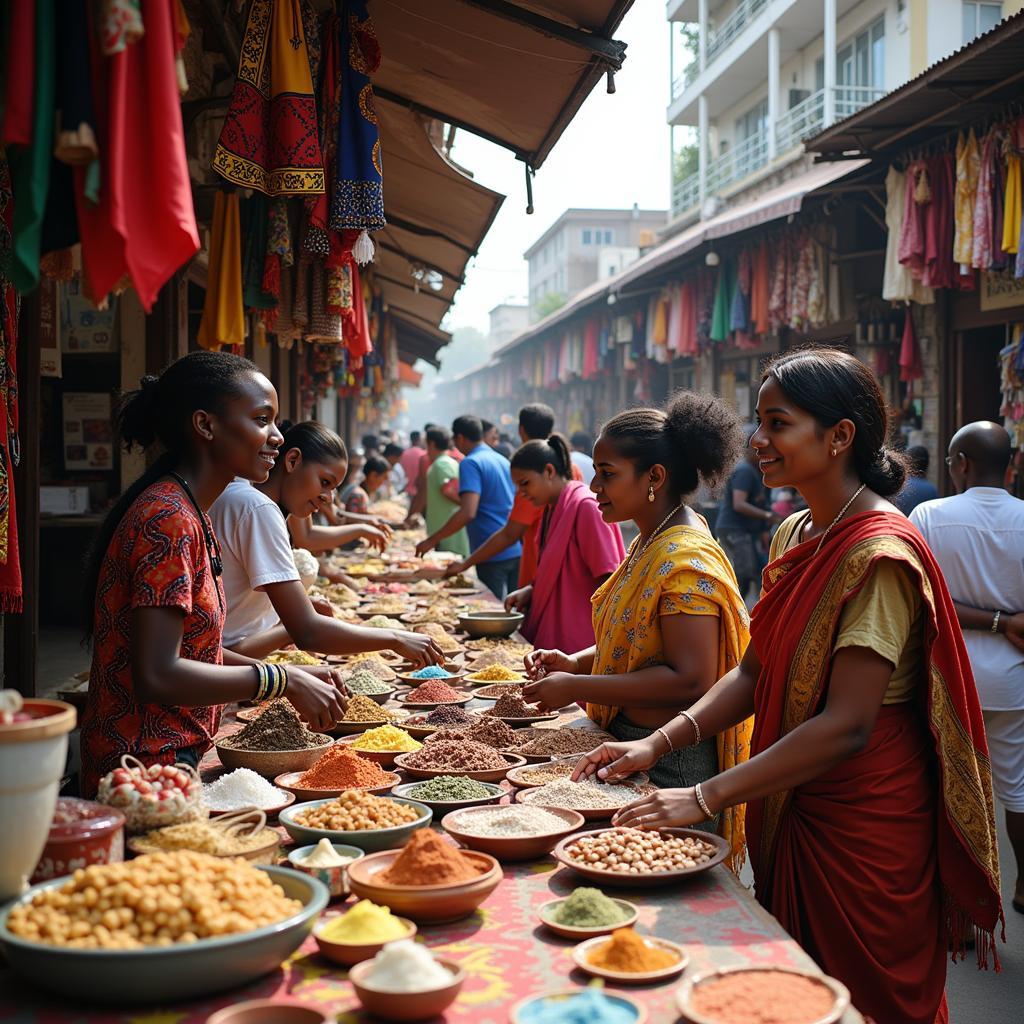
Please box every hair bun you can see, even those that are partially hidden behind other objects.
[860,445,909,498]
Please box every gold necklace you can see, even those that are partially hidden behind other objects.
[813,484,866,555]
[622,502,685,579]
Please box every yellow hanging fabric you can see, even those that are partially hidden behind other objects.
[1003,150,1022,256]
[198,191,244,350]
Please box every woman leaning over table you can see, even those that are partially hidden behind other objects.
[503,433,625,654]
[79,353,348,797]
[523,391,752,866]
[575,348,1003,1024]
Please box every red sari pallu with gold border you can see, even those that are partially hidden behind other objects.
[747,511,1002,1024]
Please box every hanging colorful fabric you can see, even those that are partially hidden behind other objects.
[240,193,276,312]
[329,0,385,261]
[710,259,735,343]
[899,306,923,395]
[307,263,343,342]
[304,11,340,257]
[198,192,244,351]
[100,0,145,56]
[213,0,325,196]
[292,255,311,328]
[0,156,21,612]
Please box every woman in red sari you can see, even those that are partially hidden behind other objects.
[576,349,1002,1024]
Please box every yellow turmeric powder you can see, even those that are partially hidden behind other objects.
[586,928,679,972]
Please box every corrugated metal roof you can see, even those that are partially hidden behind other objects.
[805,10,1024,157]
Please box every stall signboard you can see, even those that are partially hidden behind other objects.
[980,272,1024,312]
[62,392,113,471]
[61,277,118,352]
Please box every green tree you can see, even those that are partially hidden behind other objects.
[535,291,568,318]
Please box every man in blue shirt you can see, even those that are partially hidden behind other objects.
[415,414,522,598]
[893,445,939,515]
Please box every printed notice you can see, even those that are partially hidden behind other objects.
[63,392,113,471]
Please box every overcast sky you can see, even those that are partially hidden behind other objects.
[442,2,672,334]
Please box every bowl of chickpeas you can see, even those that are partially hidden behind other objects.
[279,792,433,852]
[0,851,328,1003]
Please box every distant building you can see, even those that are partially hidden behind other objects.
[487,302,530,348]
[524,206,666,321]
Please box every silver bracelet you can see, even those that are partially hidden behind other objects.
[694,783,713,820]
[655,726,674,753]
[992,610,1002,634]
[677,710,701,746]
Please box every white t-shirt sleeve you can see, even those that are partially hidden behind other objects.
[236,504,301,590]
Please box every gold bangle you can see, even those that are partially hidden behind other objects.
[694,782,713,820]
[677,710,701,746]
[655,726,674,753]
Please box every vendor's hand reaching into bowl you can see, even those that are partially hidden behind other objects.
[521,672,575,712]
[572,736,663,783]
[524,648,578,680]
[612,787,707,830]
[286,667,349,733]
[389,629,445,668]
[504,586,531,614]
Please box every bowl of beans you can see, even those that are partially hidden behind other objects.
[0,852,328,1003]
[675,966,850,1024]
[279,792,432,852]
[552,827,730,887]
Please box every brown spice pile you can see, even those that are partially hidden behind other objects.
[486,691,541,719]
[221,702,329,752]
[402,738,509,771]
[516,729,608,756]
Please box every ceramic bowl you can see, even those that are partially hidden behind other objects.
[214,738,333,779]
[328,712,408,737]
[279,797,432,853]
[515,782,659,822]
[358,686,399,707]
[551,827,731,887]
[347,849,502,923]
[0,866,327,1003]
[391,780,504,814]
[441,806,584,862]
[538,896,639,939]
[206,999,333,1024]
[457,611,524,638]
[208,790,295,819]
[336,735,419,768]
[675,966,851,1024]
[572,933,689,983]
[274,770,399,802]
[393,751,527,783]
[398,692,474,711]
[480,709,560,727]
[349,956,465,1021]
[510,989,646,1024]
[312,915,416,966]
[286,843,365,898]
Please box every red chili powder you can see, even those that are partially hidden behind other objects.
[379,828,484,885]
[296,744,391,789]
[405,680,463,703]
[689,970,838,1024]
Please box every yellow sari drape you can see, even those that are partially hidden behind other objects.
[587,524,753,869]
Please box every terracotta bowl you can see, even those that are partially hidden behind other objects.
[347,848,502,923]
[328,712,408,737]
[515,783,659,822]
[208,790,295,820]
[206,999,333,1024]
[398,693,474,711]
[441,806,584,862]
[550,827,731,887]
[279,798,432,853]
[509,989,646,1024]
[675,966,851,1024]
[312,915,416,966]
[572,933,689,984]
[393,751,527,783]
[391,780,504,815]
[337,735,419,768]
[286,843,365,899]
[538,896,639,939]
[274,770,398,802]
[214,738,333,779]
[349,956,465,1021]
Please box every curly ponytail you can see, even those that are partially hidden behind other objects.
[763,347,908,497]
[82,351,262,640]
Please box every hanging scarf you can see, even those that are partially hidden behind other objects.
[899,305,923,394]
[329,0,385,255]
[213,0,325,196]
[240,193,276,312]
[197,191,244,351]
[0,155,21,612]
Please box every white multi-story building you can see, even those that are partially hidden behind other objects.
[487,302,530,348]
[667,0,1016,223]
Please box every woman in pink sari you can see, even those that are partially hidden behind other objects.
[504,435,625,653]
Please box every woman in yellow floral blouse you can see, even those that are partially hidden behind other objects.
[524,392,753,863]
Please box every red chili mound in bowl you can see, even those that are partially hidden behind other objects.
[689,969,839,1024]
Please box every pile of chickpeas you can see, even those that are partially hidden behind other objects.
[565,827,717,874]
[294,790,422,831]
[6,851,301,949]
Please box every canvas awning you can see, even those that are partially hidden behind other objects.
[805,10,1024,159]
[392,311,453,370]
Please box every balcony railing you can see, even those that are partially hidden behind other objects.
[672,170,701,216]
[706,128,768,194]
[706,0,770,64]
[834,84,886,119]
[775,89,825,153]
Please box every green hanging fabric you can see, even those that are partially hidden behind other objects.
[710,258,736,343]
[7,0,55,293]
[240,192,275,310]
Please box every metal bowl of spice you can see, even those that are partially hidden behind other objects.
[441,805,585,862]
[456,611,524,638]
[280,794,433,853]
[391,778,504,814]
[216,703,333,779]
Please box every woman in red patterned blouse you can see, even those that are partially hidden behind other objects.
[80,352,347,796]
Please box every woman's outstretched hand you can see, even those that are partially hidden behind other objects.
[612,787,707,830]
[572,736,662,783]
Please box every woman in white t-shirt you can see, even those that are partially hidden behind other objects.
[210,422,444,665]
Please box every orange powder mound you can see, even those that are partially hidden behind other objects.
[296,744,391,789]
[379,829,484,885]
[689,970,838,1024]
[586,928,679,972]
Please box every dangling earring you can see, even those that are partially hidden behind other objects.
[648,485,656,503]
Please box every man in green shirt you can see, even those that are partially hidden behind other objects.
[424,426,469,556]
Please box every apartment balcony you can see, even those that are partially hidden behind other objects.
[670,85,884,217]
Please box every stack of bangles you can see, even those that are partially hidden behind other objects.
[253,662,289,702]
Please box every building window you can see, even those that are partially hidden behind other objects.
[582,229,592,245]
[816,14,885,100]
[603,229,614,244]
[735,98,768,141]
[963,2,1002,42]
